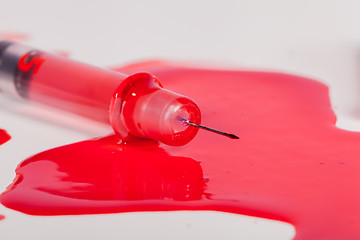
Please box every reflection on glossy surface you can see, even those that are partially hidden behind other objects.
[1,135,204,215]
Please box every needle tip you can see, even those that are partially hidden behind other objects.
[226,134,239,139]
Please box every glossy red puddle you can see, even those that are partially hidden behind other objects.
[2,62,360,240]
[0,129,11,145]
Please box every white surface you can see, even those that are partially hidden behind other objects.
[1,0,360,239]
[0,209,294,240]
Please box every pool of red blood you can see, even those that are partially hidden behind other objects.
[0,129,11,145]
[2,62,360,240]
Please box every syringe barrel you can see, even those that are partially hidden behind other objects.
[0,40,201,146]
[0,39,125,123]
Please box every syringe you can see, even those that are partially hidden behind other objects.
[0,39,238,146]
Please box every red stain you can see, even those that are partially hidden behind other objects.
[0,129,11,145]
[0,33,29,41]
[0,215,5,220]
[52,50,70,57]
[1,62,360,240]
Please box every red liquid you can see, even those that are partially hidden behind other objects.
[0,129,11,221]
[0,129,11,145]
[2,62,360,240]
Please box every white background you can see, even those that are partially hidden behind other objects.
[1,0,360,239]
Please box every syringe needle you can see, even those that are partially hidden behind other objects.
[184,120,239,139]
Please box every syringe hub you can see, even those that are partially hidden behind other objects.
[110,72,201,146]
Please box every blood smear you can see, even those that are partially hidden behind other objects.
[0,129,11,222]
[2,62,360,240]
[0,33,29,41]
[0,129,11,145]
